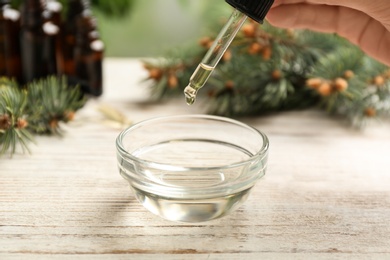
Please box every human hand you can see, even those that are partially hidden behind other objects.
[267,0,390,66]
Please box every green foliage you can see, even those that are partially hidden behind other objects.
[0,79,33,155]
[26,76,86,135]
[0,76,86,156]
[91,0,135,18]
[142,20,390,127]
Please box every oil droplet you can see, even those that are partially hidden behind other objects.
[186,95,195,105]
[184,85,197,105]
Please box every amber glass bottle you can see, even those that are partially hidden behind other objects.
[44,0,63,75]
[19,0,47,84]
[73,9,103,96]
[87,38,104,96]
[0,2,8,76]
[0,0,22,82]
[42,20,59,75]
[45,0,62,26]
[62,0,87,77]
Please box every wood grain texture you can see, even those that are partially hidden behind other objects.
[1,59,390,259]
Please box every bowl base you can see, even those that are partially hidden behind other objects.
[132,186,252,223]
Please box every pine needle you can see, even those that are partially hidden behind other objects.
[142,20,390,127]
[97,104,132,129]
[0,76,86,156]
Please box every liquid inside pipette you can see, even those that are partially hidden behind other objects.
[184,63,215,105]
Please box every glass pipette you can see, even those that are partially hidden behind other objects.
[184,9,247,105]
[184,0,274,105]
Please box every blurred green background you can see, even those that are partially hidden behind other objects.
[93,0,231,57]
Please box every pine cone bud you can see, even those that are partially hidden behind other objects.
[0,114,11,130]
[343,70,354,79]
[222,50,232,62]
[261,46,272,60]
[272,70,282,80]
[16,118,28,129]
[242,23,256,38]
[364,107,376,117]
[225,80,235,90]
[317,82,332,96]
[374,75,385,86]
[306,78,322,89]
[65,111,75,121]
[333,77,348,92]
[199,37,212,48]
[167,75,178,89]
[248,42,262,55]
[207,90,216,97]
[149,68,163,80]
[49,119,59,129]
[286,29,295,38]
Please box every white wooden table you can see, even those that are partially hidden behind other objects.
[1,58,390,259]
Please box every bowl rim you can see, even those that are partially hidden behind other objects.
[116,114,269,171]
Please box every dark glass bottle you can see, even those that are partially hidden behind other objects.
[0,1,8,76]
[87,38,104,96]
[44,0,64,75]
[73,10,104,96]
[42,20,59,75]
[45,0,62,26]
[0,0,22,82]
[62,0,88,77]
[19,0,47,84]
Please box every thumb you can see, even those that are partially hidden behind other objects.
[267,4,390,65]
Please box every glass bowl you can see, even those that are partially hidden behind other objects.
[116,115,269,222]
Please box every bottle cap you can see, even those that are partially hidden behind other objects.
[225,0,274,23]
[3,8,20,21]
[47,1,62,13]
[90,39,104,52]
[43,21,59,35]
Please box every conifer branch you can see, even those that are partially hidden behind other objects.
[0,76,86,156]
[142,20,390,126]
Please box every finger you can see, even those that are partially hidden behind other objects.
[268,4,370,40]
[271,1,390,32]
[268,4,341,34]
[267,4,390,65]
[272,0,369,13]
